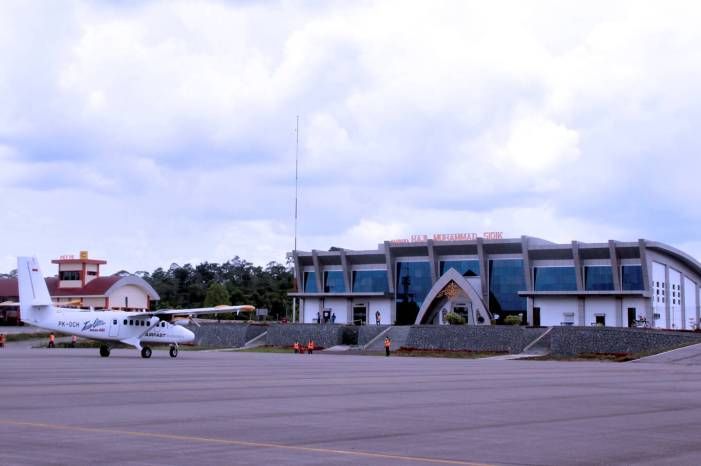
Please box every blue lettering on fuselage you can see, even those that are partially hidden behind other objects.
[82,318,106,332]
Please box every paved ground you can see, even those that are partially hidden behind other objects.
[2,347,701,466]
[633,342,701,365]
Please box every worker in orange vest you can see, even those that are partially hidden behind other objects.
[48,332,55,348]
[384,336,391,357]
[307,339,315,355]
[0,333,5,348]
[293,340,300,353]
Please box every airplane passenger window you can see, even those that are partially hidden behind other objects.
[129,320,133,325]
[123,319,127,325]
[113,320,117,325]
[161,322,165,327]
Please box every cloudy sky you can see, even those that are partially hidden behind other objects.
[2,0,701,274]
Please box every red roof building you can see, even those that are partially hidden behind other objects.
[0,251,160,324]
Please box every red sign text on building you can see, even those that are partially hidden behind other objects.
[389,232,504,244]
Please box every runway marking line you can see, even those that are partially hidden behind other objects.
[1,420,492,466]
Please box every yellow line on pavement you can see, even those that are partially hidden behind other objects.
[0,419,492,466]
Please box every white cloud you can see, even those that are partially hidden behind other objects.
[490,115,581,174]
[1,0,701,272]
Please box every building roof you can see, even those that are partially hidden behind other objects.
[51,258,107,265]
[292,237,701,282]
[0,278,19,298]
[46,276,120,296]
[0,276,160,300]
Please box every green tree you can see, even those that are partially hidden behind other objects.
[144,256,294,319]
[204,282,231,307]
[444,312,466,325]
[504,315,523,326]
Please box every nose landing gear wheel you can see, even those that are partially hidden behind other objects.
[141,346,152,359]
[99,345,111,357]
[169,346,178,358]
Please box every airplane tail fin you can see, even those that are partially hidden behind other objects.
[17,256,53,323]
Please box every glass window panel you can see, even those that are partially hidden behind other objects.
[59,271,80,280]
[585,266,614,291]
[534,267,577,291]
[622,265,644,291]
[352,270,388,293]
[323,271,346,292]
[489,260,526,313]
[395,262,432,325]
[439,260,480,277]
[304,271,318,293]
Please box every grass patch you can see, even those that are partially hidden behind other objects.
[393,348,507,359]
[521,341,701,362]
[5,332,66,342]
[237,345,303,353]
[521,352,636,362]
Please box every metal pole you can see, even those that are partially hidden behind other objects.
[293,116,299,322]
[295,115,299,253]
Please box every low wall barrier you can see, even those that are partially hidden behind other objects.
[548,326,701,356]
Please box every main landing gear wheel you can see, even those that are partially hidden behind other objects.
[169,346,178,358]
[99,345,111,357]
[141,346,152,359]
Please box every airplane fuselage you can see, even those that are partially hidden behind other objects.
[23,307,195,345]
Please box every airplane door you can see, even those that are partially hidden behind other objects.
[109,319,119,337]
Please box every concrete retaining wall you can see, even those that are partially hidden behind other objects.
[264,324,349,349]
[404,326,547,353]
[358,325,391,346]
[548,326,701,356]
[190,323,701,356]
[189,323,267,347]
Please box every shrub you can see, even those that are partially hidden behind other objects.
[445,312,466,325]
[504,315,523,326]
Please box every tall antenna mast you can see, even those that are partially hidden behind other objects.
[294,115,299,252]
[293,116,300,323]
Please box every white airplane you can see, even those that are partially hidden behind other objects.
[17,256,255,358]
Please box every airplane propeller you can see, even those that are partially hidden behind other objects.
[173,315,201,327]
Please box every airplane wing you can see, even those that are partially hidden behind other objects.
[124,305,256,318]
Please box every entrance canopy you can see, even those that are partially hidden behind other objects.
[414,268,492,325]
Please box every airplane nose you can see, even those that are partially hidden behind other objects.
[182,327,196,345]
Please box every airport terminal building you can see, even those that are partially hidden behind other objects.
[290,235,701,329]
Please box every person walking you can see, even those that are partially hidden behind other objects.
[375,311,381,325]
[0,333,5,348]
[71,335,77,348]
[331,312,336,324]
[384,336,391,357]
[293,340,300,354]
[307,339,315,355]
[48,332,55,348]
